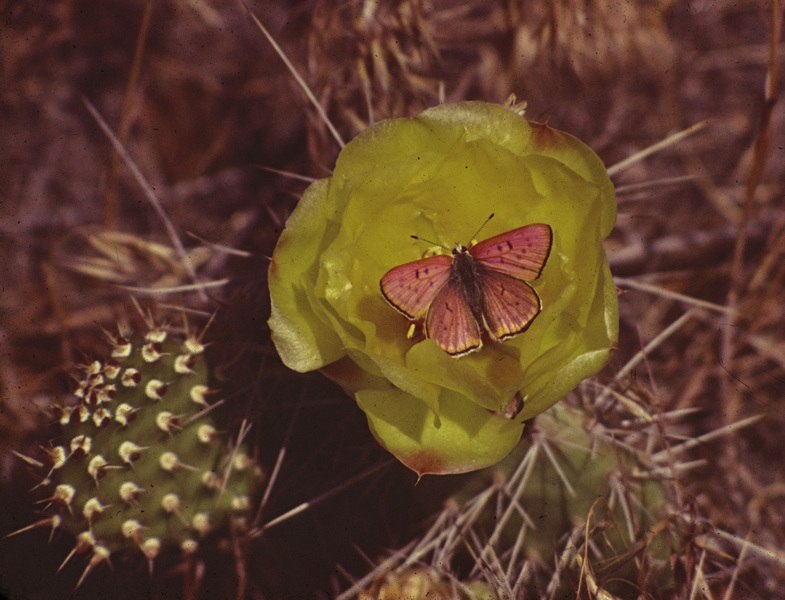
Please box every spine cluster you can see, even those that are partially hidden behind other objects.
[18,325,259,585]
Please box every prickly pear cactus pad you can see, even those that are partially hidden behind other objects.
[268,101,618,476]
[21,325,259,585]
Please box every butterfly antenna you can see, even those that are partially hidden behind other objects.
[410,235,449,250]
[470,213,495,241]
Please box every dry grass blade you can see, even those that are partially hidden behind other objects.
[606,121,709,177]
[104,0,154,230]
[114,279,229,295]
[702,527,785,568]
[614,277,735,315]
[614,174,695,198]
[600,309,697,401]
[720,0,784,423]
[650,414,762,463]
[82,98,206,302]
[253,164,318,183]
[2,1,784,597]
[240,1,345,149]
[255,461,391,532]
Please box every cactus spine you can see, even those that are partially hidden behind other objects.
[15,323,259,585]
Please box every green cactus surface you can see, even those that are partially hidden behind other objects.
[22,325,259,584]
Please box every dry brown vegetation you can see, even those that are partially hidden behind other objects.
[1,0,784,598]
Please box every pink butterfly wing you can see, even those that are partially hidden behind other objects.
[380,254,452,320]
[469,223,552,280]
[480,269,542,341]
[425,280,483,356]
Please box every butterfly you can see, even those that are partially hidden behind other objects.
[380,218,553,357]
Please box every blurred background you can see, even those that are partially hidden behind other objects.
[1,1,783,598]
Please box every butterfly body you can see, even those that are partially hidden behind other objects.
[381,223,553,357]
[448,244,485,314]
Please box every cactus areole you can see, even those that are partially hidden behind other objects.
[15,325,259,584]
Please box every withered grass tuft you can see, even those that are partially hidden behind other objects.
[1,1,783,598]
